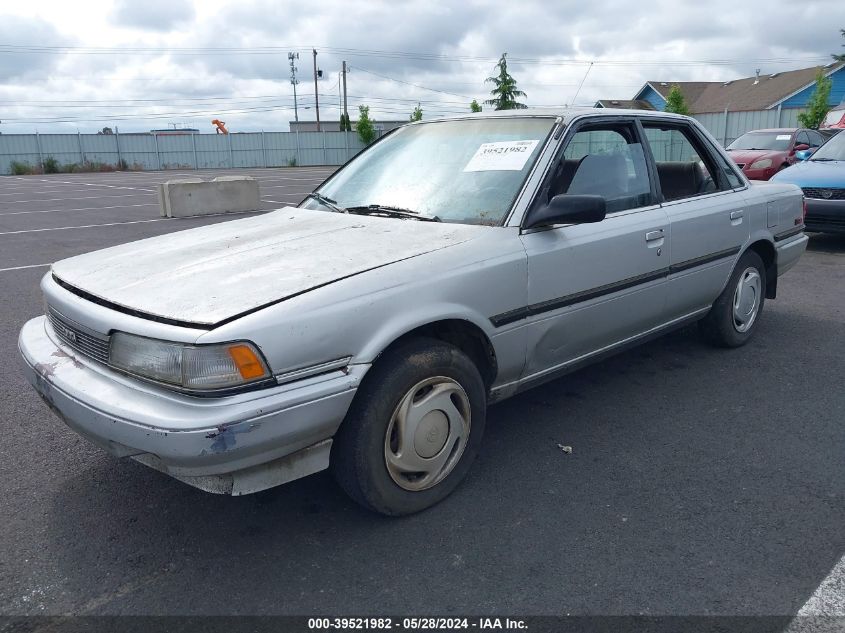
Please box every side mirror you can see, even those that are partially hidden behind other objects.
[524,194,606,229]
[792,143,810,152]
[795,150,813,161]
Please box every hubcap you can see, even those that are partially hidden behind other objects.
[732,267,761,333]
[384,376,471,491]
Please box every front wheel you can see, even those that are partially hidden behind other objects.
[699,250,766,347]
[331,337,487,516]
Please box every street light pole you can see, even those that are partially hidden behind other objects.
[313,49,321,132]
[288,52,300,122]
[342,60,348,125]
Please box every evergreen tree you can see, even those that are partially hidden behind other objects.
[664,85,691,115]
[339,113,352,132]
[470,99,482,113]
[410,104,423,122]
[484,53,527,110]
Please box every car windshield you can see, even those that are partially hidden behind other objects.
[727,132,793,151]
[302,117,555,225]
[810,128,845,161]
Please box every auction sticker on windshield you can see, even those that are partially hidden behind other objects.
[463,140,540,172]
[776,135,791,140]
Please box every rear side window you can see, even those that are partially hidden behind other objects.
[536,122,653,214]
[641,123,724,201]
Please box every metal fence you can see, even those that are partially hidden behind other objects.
[0,110,806,175]
[693,109,802,146]
[0,131,370,175]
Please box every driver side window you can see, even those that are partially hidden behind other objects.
[538,123,653,214]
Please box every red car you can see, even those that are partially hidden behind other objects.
[725,128,826,180]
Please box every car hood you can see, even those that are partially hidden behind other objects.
[726,149,785,165]
[51,208,486,327]
[770,160,845,187]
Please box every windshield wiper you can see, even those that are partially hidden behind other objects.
[305,192,348,213]
[346,204,441,222]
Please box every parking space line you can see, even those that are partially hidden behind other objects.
[0,203,158,216]
[0,209,267,235]
[0,263,51,273]
[0,218,166,235]
[8,177,155,193]
[2,193,155,204]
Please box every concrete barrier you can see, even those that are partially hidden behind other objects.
[158,176,260,218]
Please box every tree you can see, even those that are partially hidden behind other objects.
[797,69,833,129]
[97,127,114,135]
[484,53,527,110]
[470,99,482,113]
[833,28,845,61]
[409,103,423,122]
[357,105,376,144]
[339,113,352,132]
[664,85,691,115]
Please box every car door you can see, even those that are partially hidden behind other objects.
[640,119,749,321]
[514,118,670,383]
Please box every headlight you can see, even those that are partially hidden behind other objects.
[109,332,271,391]
[749,158,773,170]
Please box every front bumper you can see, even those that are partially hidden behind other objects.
[804,198,845,234]
[19,316,366,495]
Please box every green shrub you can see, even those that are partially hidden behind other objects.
[10,161,32,175]
[42,156,60,174]
[287,156,298,167]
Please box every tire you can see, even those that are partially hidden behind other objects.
[331,337,487,516]
[699,250,766,348]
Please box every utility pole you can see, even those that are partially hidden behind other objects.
[342,61,349,126]
[313,49,321,132]
[288,52,300,122]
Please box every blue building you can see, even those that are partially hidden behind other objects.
[599,62,845,115]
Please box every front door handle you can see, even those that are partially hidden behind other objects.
[645,229,664,242]
[730,210,744,221]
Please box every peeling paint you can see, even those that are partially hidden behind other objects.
[205,422,260,454]
[51,348,82,369]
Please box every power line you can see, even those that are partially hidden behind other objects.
[0,43,831,67]
[348,65,471,99]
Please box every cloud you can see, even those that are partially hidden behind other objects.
[110,0,195,31]
[0,0,843,133]
[0,15,69,82]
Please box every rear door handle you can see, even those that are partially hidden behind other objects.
[645,230,664,242]
[730,210,744,220]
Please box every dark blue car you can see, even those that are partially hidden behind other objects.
[772,130,845,233]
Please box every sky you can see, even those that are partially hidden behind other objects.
[0,0,843,134]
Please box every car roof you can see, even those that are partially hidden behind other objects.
[419,106,693,124]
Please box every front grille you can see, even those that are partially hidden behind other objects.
[47,308,110,364]
[802,187,845,200]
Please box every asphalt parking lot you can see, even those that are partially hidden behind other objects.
[0,168,843,619]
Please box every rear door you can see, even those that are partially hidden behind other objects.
[640,119,749,321]
[514,117,670,383]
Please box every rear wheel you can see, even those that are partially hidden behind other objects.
[699,250,766,347]
[331,337,486,516]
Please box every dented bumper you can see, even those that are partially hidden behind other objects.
[18,316,365,495]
